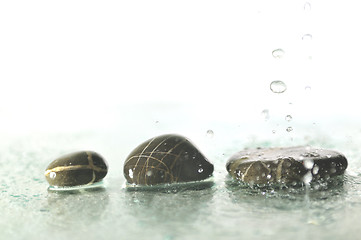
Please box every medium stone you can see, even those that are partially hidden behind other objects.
[226,146,348,185]
[45,151,108,187]
[124,134,214,186]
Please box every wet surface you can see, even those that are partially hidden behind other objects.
[1,126,361,240]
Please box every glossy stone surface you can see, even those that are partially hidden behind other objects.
[226,146,348,185]
[124,134,214,185]
[45,151,108,187]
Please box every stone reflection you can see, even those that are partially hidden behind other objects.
[225,175,346,212]
[45,186,109,229]
[124,182,215,239]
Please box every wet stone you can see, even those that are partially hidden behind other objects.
[124,134,214,186]
[45,151,108,187]
[226,146,348,185]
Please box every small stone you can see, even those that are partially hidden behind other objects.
[226,146,347,185]
[123,134,214,186]
[44,151,108,187]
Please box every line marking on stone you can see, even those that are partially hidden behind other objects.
[44,165,106,176]
[276,159,285,181]
[87,171,96,185]
[242,162,255,181]
[143,136,171,185]
[135,136,157,183]
[87,151,96,185]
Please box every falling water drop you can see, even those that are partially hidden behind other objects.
[286,126,293,132]
[305,86,312,91]
[206,130,214,138]
[304,2,311,11]
[285,115,292,122]
[302,34,313,41]
[270,81,287,93]
[272,49,285,59]
[261,109,270,121]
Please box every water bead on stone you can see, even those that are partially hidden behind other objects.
[270,80,287,94]
[226,146,347,185]
[304,159,314,169]
[123,134,214,186]
[44,151,108,187]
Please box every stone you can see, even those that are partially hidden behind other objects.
[226,146,348,185]
[124,134,214,186]
[45,151,108,187]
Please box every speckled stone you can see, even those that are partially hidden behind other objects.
[45,151,108,187]
[123,134,214,186]
[226,146,348,185]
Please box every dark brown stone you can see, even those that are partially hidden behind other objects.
[226,146,348,185]
[124,134,214,186]
[45,151,108,187]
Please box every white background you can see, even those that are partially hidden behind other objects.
[1,0,360,134]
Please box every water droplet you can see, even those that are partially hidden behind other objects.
[128,169,134,179]
[206,130,214,138]
[285,115,292,122]
[267,174,272,180]
[303,171,313,184]
[286,126,293,132]
[302,34,313,41]
[146,170,153,176]
[304,159,314,169]
[272,49,285,59]
[261,109,270,121]
[270,80,287,93]
[304,2,311,11]
[198,168,204,173]
[312,164,320,175]
[50,172,56,179]
[272,130,276,134]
